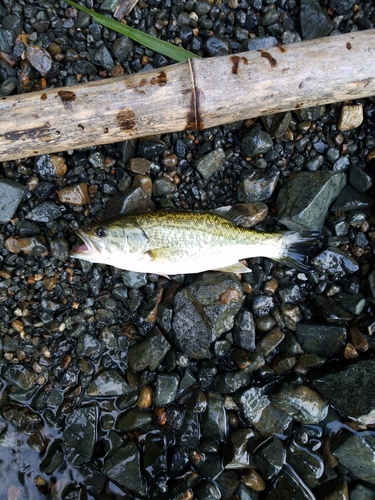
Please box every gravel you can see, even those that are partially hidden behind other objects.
[1,0,375,498]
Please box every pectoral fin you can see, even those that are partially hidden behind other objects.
[213,261,250,273]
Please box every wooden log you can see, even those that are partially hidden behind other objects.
[1,29,375,162]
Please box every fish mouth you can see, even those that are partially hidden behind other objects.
[70,229,97,256]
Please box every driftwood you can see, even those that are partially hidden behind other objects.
[1,29,375,162]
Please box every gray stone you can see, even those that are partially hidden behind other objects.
[116,407,153,432]
[300,0,333,40]
[75,333,105,359]
[172,273,244,359]
[153,175,176,197]
[223,428,261,469]
[26,202,61,222]
[349,165,372,193]
[311,295,353,323]
[261,112,292,138]
[254,436,286,479]
[0,179,26,224]
[296,323,346,358]
[213,371,251,394]
[287,439,324,488]
[332,430,375,484]
[62,406,97,466]
[154,373,179,405]
[196,148,225,181]
[127,327,171,371]
[239,170,280,203]
[201,392,227,442]
[122,270,148,289]
[233,309,256,351]
[330,184,373,212]
[3,364,36,390]
[87,370,133,397]
[350,484,375,500]
[313,359,375,425]
[112,36,134,62]
[103,442,147,497]
[266,463,316,499]
[241,129,273,156]
[269,383,328,424]
[276,171,346,230]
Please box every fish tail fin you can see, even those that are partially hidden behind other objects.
[278,230,321,272]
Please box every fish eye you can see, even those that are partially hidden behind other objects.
[95,227,107,237]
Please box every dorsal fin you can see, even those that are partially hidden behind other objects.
[210,203,268,228]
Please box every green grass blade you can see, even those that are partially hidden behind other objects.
[64,0,200,62]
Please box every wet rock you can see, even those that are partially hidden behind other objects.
[254,436,286,479]
[340,293,366,315]
[242,129,273,157]
[173,273,244,359]
[287,439,324,488]
[26,45,52,75]
[127,327,171,371]
[105,187,154,218]
[233,309,256,351]
[62,406,97,466]
[276,171,346,230]
[50,238,69,261]
[3,403,41,435]
[139,136,167,159]
[300,0,333,40]
[349,165,372,193]
[5,236,48,256]
[261,112,292,138]
[312,359,375,425]
[204,35,230,56]
[201,392,227,442]
[57,183,90,205]
[87,370,133,396]
[213,371,251,394]
[331,430,375,484]
[257,327,285,357]
[269,383,328,424]
[223,428,261,469]
[238,170,279,202]
[330,184,373,212]
[40,440,64,474]
[311,295,353,323]
[103,441,147,497]
[75,333,105,358]
[117,407,153,432]
[266,463,316,499]
[252,295,275,317]
[196,148,225,181]
[154,373,179,405]
[3,364,36,389]
[153,175,176,197]
[296,323,346,358]
[112,35,134,61]
[350,484,375,500]
[26,202,61,222]
[177,409,200,447]
[338,104,363,132]
[144,432,167,492]
[0,179,26,224]
[122,270,148,289]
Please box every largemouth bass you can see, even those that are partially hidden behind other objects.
[70,206,320,276]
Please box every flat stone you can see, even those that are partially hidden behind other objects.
[312,247,359,278]
[26,45,52,76]
[128,157,152,174]
[196,148,225,181]
[330,184,373,212]
[311,295,353,323]
[287,439,324,488]
[154,373,179,405]
[116,407,153,432]
[276,171,346,230]
[62,406,97,466]
[3,364,36,390]
[0,179,26,224]
[103,442,147,497]
[261,112,292,138]
[338,104,363,131]
[87,370,133,397]
[201,392,227,442]
[172,273,244,359]
[254,436,286,480]
[26,201,61,222]
[349,165,372,193]
[312,359,375,425]
[296,323,346,357]
[331,430,375,484]
[239,170,279,203]
[127,327,170,371]
[266,464,316,499]
[269,383,328,424]
[300,0,333,40]
[57,182,90,205]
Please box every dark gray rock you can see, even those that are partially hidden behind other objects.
[173,273,244,359]
[112,36,134,61]
[233,309,256,351]
[331,430,375,484]
[254,436,286,479]
[241,129,273,156]
[287,439,324,488]
[261,112,292,138]
[103,441,147,497]
[223,428,261,469]
[143,432,168,492]
[0,179,25,224]
[276,171,346,230]
[204,35,230,56]
[296,323,346,358]
[266,463,316,499]
[311,295,353,323]
[87,370,133,397]
[127,327,171,371]
[349,165,372,193]
[116,407,153,432]
[3,364,36,390]
[300,0,333,40]
[196,148,225,181]
[62,406,97,466]
[213,371,251,394]
[201,392,227,442]
[239,169,280,203]
[154,373,179,405]
[26,202,61,222]
[350,484,375,500]
[312,359,375,425]
[330,184,374,212]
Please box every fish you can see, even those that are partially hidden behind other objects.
[70,205,320,276]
